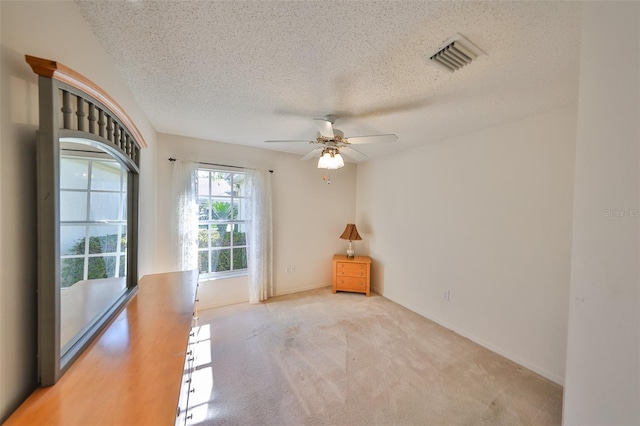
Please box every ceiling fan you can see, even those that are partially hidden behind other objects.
[265,115,398,169]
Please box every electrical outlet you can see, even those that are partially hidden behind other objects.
[291,265,296,273]
[443,290,450,301]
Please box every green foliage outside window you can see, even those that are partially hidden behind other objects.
[198,228,248,273]
[199,200,237,221]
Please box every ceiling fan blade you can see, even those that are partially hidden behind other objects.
[264,139,312,143]
[346,134,398,145]
[340,146,368,162]
[313,118,334,139]
[301,147,323,161]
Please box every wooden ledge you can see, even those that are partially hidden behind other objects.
[25,55,148,149]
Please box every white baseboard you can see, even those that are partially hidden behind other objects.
[197,297,248,311]
[378,290,565,387]
[274,283,331,297]
[197,283,332,311]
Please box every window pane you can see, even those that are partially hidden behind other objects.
[60,158,89,190]
[88,256,117,279]
[61,225,86,255]
[122,193,128,221]
[198,225,209,249]
[233,223,247,246]
[91,161,121,191]
[211,249,231,272]
[88,226,120,254]
[211,173,232,196]
[237,198,249,221]
[231,199,240,220]
[119,255,126,277]
[198,198,210,221]
[233,247,247,270]
[211,224,230,247]
[232,173,246,197]
[197,170,210,196]
[210,199,233,220]
[198,251,210,274]
[121,225,127,250]
[89,193,120,221]
[60,192,87,221]
[61,258,84,288]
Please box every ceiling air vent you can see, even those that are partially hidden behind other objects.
[427,33,486,73]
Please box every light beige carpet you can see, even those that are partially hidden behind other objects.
[189,287,562,426]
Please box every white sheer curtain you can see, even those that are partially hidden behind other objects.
[170,160,199,271]
[247,169,273,303]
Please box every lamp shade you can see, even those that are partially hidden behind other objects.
[339,223,362,241]
[333,153,345,169]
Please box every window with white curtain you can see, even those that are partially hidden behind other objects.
[196,169,248,277]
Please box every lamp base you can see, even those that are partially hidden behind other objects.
[346,241,354,259]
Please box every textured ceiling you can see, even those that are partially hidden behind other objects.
[75,0,582,160]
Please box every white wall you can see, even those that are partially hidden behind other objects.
[0,1,157,421]
[356,106,577,384]
[157,133,357,309]
[563,2,640,424]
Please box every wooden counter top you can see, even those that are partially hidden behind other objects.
[4,271,198,426]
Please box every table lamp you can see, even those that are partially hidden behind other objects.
[339,223,362,259]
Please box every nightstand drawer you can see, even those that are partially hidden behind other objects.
[336,262,367,277]
[336,277,367,291]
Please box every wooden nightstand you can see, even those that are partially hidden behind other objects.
[332,254,371,296]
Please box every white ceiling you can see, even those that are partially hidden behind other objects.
[75,0,582,161]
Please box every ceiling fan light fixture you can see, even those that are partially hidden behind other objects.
[333,153,345,169]
[317,152,331,169]
[266,115,396,169]
[317,149,344,170]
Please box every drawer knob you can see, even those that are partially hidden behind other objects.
[340,272,344,275]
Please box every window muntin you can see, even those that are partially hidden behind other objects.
[197,170,248,277]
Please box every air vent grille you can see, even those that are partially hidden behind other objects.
[428,34,485,73]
